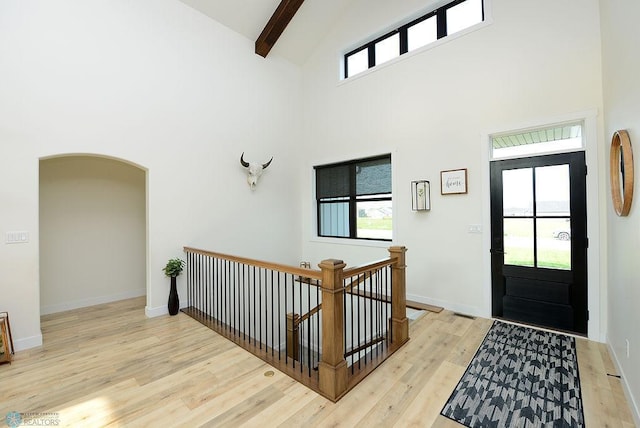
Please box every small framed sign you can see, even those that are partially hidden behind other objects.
[440,168,468,195]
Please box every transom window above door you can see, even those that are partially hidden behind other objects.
[491,122,583,160]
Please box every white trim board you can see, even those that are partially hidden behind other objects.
[13,334,43,352]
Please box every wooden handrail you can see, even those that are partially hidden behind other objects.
[343,258,394,277]
[345,287,390,304]
[296,303,322,325]
[344,336,385,358]
[184,246,323,280]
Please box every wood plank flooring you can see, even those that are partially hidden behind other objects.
[0,297,635,427]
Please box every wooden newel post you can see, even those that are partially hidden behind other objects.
[318,258,348,401]
[389,246,409,345]
[286,313,300,361]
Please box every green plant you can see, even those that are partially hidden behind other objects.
[163,258,185,277]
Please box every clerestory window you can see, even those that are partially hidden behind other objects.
[345,0,484,79]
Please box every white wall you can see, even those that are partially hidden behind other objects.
[39,156,146,314]
[0,0,302,350]
[600,0,640,421]
[300,0,606,332]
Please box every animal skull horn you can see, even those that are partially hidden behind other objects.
[240,152,273,189]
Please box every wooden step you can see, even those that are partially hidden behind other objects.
[406,300,443,313]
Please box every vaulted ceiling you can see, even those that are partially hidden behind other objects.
[178,0,356,65]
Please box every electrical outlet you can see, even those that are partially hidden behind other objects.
[626,339,630,358]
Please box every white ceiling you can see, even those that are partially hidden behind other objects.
[178,0,356,65]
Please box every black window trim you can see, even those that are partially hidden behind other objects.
[315,154,392,241]
[344,0,484,79]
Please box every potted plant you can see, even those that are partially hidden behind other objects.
[163,258,185,316]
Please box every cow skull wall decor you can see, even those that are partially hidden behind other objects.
[240,152,273,189]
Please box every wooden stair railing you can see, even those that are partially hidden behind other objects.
[182,246,408,402]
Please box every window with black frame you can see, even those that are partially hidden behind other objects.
[315,155,392,240]
[344,0,485,78]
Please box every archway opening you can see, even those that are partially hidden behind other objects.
[39,155,147,315]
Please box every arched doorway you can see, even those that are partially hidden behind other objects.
[39,155,147,315]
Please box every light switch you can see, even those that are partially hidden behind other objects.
[6,231,29,244]
[468,225,482,234]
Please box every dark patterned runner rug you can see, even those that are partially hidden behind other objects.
[441,321,584,427]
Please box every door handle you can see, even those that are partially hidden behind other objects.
[490,249,505,254]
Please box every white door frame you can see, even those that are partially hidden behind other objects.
[481,109,604,342]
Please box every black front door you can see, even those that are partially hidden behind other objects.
[490,152,588,335]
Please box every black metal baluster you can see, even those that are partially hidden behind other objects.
[387,265,391,343]
[290,273,295,369]
[197,254,202,319]
[222,259,226,328]
[227,260,231,330]
[233,262,237,336]
[220,258,223,327]
[271,270,274,356]
[347,278,352,373]
[377,268,381,358]
[316,278,320,375]
[200,256,209,320]
[298,274,303,373]
[242,263,246,341]
[227,261,232,336]
[201,254,205,320]
[278,271,282,362]
[214,256,218,323]
[203,255,207,320]
[194,254,198,317]
[369,271,374,360]
[307,277,311,376]
[219,257,223,326]
[357,274,362,369]
[259,268,263,349]
[250,266,255,345]
[202,255,207,319]
[186,252,191,314]
[207,255,211,320]
[363,273,368,365]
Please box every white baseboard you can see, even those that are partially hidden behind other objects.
[145,305,168,318]
[40,289,146,315]
[145,300,190,318]
[607,342,640,426]
[406,293,482,318]
[14,334,43,352]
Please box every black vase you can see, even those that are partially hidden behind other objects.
[168,276,179,316]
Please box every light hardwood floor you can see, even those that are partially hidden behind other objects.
[1,297,635,427]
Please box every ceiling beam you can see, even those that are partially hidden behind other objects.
[255,0,305,58]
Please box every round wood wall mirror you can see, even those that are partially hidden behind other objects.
[610,130,634,216]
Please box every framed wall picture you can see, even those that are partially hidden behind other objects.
[0,312,14,364]
[440,168,468,195]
